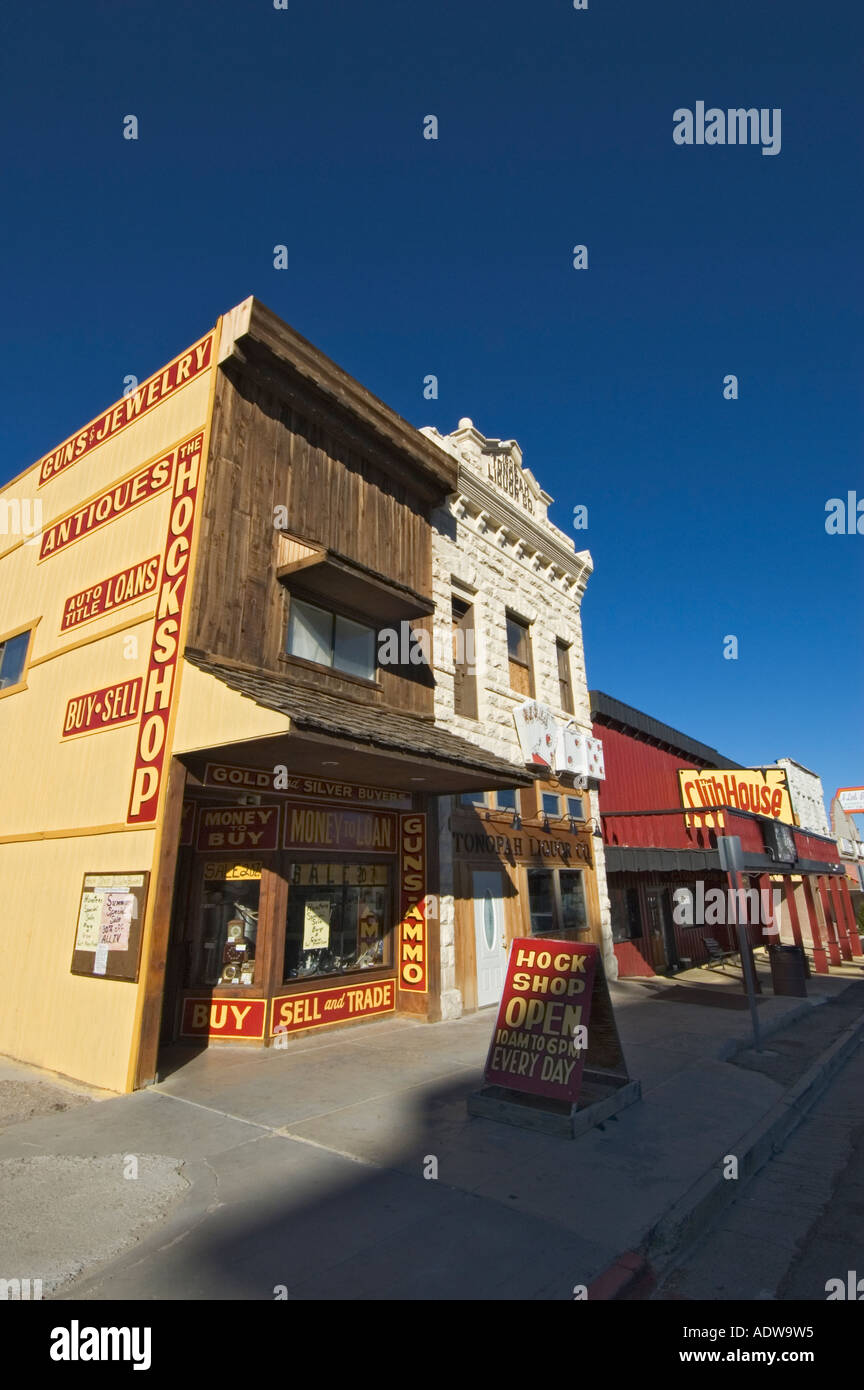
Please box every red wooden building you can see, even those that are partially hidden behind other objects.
[590,692,861,978]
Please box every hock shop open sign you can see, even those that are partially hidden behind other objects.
[484,940,600,1104]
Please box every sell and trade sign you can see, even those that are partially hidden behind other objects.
[180,997,267,1040]
[679,767,794,829]
[270,978,396,1036]
[398,813,427,992]
[484,940,600,1104]
[196,804,280,852]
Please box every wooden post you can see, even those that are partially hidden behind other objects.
[802,876,830,973]
[781,876,804,948]
[834,876,862,957]
[133,758,187,1088]
[818,875,848,962]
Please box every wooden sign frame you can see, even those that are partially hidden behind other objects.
[70,871,150,982]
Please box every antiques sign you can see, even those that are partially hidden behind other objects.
[484,940,599,1103]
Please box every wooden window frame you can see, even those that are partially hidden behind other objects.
[506,612,534,697]
[285,594,377,683]
[0,618,39,701]
[556,639,574,715]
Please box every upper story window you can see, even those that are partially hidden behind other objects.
[506,612,533,697]
[0,626,33,693]
[286,597,376,681]
[452,595,478,719]
[460,791,487,808]
[556,639,574,714]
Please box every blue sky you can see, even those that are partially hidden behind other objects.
[2,0,861,826]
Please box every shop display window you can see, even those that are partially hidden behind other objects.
[194,862,261,987]
[527,867,589,936]
[284,862,391,981]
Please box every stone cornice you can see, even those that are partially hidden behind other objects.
[452,469,593,592]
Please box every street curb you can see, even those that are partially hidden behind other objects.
[643,1012,864,1273]
[714,996,826,1061]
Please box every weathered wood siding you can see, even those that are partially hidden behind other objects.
[188,365,436,714]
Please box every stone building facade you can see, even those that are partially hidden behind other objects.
[775,759,831,837]
[420,418,615,1019]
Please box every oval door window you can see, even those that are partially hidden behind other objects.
[483,892,496,951]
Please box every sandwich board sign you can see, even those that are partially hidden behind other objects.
[483,939,627,1105]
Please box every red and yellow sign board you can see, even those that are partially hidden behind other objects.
[38,455,174,561]
[204,762,411,808]
[484,940,598,1103]
[271,978,396,1035]
[196,804,280,852]
[679,767,794,829]
[60,556,160,632]
[398,812,427,992]
[37,332,215,487]
[282,803,396,853]
[127,431,204,824]
[180,997,267,1040]
[62,678,142,738]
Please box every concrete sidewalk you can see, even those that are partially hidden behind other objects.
[1,959,863,1301]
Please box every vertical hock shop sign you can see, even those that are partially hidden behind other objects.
[127,431,205,824]
[484,939,598,1103]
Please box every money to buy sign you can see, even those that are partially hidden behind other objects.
[484,939,599,1104]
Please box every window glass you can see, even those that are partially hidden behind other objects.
[506,615,529,663]
[0,630,31,689]
[284,862,390,981]
[287,598,331,665]
[566,797,584,820]
[527,868,556,935]
[334,614,375,680]
[461,791,486,807]
[542,793,560,817]
[194,863,261,987]
[496,789,517,810]
[559,870,588,932]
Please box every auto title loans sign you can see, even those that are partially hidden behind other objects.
[485,941,599,1104]
[679,767,794,829]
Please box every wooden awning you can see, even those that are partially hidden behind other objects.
[275,531,434,624]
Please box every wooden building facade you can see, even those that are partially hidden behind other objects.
[0,298,530,1091]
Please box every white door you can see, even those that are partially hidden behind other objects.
[473,870,508,1007]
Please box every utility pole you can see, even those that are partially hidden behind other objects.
[718,835,763,1053]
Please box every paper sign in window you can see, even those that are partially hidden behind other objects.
[302,900,332,950]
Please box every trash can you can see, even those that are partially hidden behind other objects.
[769,944,808,997]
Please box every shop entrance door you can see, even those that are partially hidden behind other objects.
[473,870,507,1007]
[645,886,679,971]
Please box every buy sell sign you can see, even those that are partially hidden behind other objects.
[484,940,599,1104]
